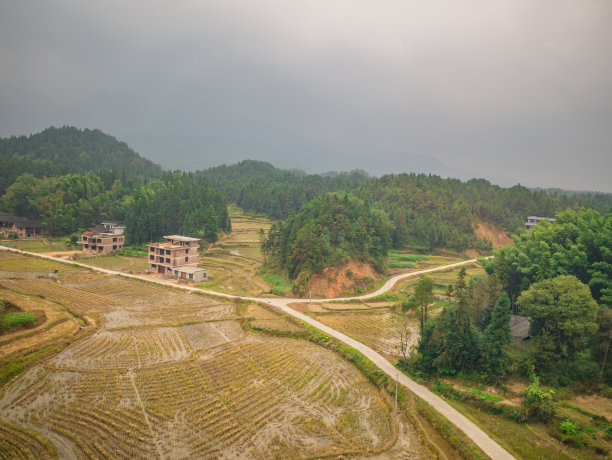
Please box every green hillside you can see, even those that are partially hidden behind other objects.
[0,126,162,193]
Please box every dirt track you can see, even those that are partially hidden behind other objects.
[0,246,513,459]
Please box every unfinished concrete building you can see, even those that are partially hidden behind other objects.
[148,235,200,275]
[79,222,126,254]
[525,216,555,230]
[171,265,208,282]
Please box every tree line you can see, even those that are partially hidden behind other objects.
[203,161,612,252]
[357,174,611,251]
[199,160,371,220]
[0,171,229,244]
[405,209,611,394]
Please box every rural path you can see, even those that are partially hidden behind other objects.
[1,246,514,460]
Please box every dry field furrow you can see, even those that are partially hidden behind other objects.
[0,278,119,314]
[0,251,82,276]
[309,310,420,357]
[0,418,56,460]
[0,250,421,459]
[49,328,192,369]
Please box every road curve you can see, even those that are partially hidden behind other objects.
[1,246,514,459]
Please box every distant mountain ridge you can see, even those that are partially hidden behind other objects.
[0,126,162,192]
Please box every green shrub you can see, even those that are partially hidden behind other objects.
[1,312,38,329]
[388,252,427,268]
[558,418,588,448]
[560,419,579,436]
[523,366,556,422]
[117,247,148,257]
[470,388,503,402]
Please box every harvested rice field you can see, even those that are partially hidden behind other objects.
[196,207,276,297]
[0,251,429,459]
[308,310,420,358]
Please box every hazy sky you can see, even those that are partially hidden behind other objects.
[1,1,611,191]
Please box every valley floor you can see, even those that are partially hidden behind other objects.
[0,250,431,459]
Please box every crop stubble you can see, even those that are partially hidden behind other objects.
[0,253,398,459]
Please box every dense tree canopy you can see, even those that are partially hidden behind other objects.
[199,160,370,220]
[484,208,612,306]
[480,293,512,382]
[263,193,393,280]
[0,171,229,243]
[357,174,611,250]
[207,161,612,253]
[517,275,599,365]
[0,126,162,193]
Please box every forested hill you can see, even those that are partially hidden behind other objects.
[0,126,162,193]
[203,161,612,252]
[198,160,371,219]
[357,174,612,250]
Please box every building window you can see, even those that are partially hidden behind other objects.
[189,274,193,280]
[113,237,117,242]
[185,257,188,262]
[113,245,117,250]
[150,247,155,252]
[152,264,156,268]
[150,255,154,260]
[166,258,170,263]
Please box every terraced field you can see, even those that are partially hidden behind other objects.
[308,310,419,358]
[0,252,423,459]
[0,419,57,459]
[197,208,275,297]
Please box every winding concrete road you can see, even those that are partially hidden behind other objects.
[2,246,514,459]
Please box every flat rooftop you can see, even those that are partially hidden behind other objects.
[163,235,200,242]
[172,265,207,274]
[149,242,183,249]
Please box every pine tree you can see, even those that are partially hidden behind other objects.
[480,292,511,382]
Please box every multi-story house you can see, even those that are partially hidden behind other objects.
[525,216,555,230]
[148,235,200,275]
[79,222,126,254]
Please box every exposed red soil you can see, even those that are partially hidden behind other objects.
[474,221,513,248]
[308,259,378,298]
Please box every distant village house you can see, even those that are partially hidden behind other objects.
[525,216,555,230]
[148,235,207,281]
[0,214,43,238]
[510,315,530,346]
[79,222,126,254]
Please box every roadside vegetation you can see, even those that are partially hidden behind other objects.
[392,209,612,459]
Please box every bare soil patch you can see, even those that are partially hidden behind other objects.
[474,221,513,248]
[39,250,81,259]
[309,259,380,298]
